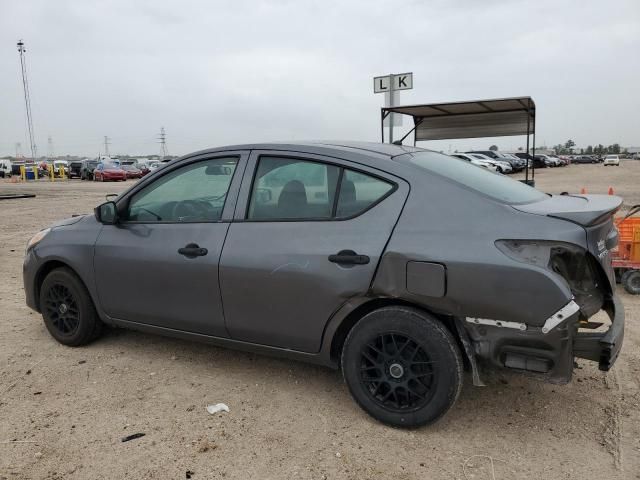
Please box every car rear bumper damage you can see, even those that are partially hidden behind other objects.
[463,294,625,383]
[573,295,624,371]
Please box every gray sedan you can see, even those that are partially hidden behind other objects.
[23,142,625,427]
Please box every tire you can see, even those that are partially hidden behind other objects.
[39,268,103,346]
[496,167,503,174]
[341,307,463,428]
[623,270,640,295]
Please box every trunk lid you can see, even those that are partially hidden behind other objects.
[513,194,622,287]
[512,194,622,227]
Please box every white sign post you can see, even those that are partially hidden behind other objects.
[373,72,413,143]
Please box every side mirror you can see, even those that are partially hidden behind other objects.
[95,201,118,224]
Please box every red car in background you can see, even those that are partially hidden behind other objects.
[122,164,143,179]
[93,162,126,182]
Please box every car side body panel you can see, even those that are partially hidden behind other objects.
[219,150,410,353]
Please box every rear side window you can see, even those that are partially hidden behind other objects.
[406,151,547,204]
[336,170,393,217]
[248,157,340,220]
[248,156,394,220]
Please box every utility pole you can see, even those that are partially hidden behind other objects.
[47,135,54,160]
[15,142,22,159]
[158,127,168,159]
[17,40,37,161]
[103,136,111,157]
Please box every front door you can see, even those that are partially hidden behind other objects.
[94,153,247,337]
[220,151,408,352]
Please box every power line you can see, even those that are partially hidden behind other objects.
[17,40,37,161]
[158,127,168,159]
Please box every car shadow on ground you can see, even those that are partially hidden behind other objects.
[91,324,610,436]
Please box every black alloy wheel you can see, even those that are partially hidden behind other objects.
[43,283,80,336]
[40,268,103,346]
[360,333,436,412]
[342,307,463,428]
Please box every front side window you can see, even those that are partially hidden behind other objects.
[125,157,238,223]
[248,157,340,220]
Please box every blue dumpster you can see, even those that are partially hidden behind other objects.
[26,170,36,180]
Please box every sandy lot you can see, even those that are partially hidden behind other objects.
[1,162,639,480]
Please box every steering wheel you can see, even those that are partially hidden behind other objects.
[171,200,211,221]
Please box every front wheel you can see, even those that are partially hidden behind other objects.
[341,307,463,428]
[40,268,103,346]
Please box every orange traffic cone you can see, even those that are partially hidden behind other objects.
[580,187,586,194]
[608,187,614,195]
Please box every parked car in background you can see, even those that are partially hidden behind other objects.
[451,153,498,171]
[535,154,560,167]
[148,161,164,173]
[466,151,524,172]
[0,158,13,178]
[122,165,143,179]
[23,142,625,428]
[514,153,547,168]
[603,155,620,166]
[138,164,151,176]
[68,160,83,178]
[93,162,126,182]
[52,160,70,177]
[80,160,99,180]
[467,153,512,174]
[573,155,598,164]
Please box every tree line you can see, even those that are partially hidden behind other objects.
[552,139,622,156]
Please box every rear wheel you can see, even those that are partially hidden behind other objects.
[40,268,103,346]
[623,270,640,295]
[341,307,463,428]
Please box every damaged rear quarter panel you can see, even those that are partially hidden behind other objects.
[371,172,587,327]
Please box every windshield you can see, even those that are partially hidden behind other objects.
[103,163,119,169]
[405,151,547,204]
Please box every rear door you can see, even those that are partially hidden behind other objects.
[94,151,248,337]
[219,150,409,352]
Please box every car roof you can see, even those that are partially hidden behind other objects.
[183,141,427,169]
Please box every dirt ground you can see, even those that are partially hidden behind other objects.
[1,162,639,480]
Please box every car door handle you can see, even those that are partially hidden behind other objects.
[328,250,370,265]
[178,243,208,258]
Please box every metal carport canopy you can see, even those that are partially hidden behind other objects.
[382,96,535,141]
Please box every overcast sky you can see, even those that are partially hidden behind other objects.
[1,0,638,157]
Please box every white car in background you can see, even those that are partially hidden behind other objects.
[52,160,69,176]
[147,161,164,172]
[603,155,620,166]
[452,153,498,172]
[467,153,512,174]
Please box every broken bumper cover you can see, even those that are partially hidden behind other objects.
[573,294,625,371]
[464,294,625,382]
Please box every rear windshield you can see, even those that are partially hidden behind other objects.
[405,151,547,204]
